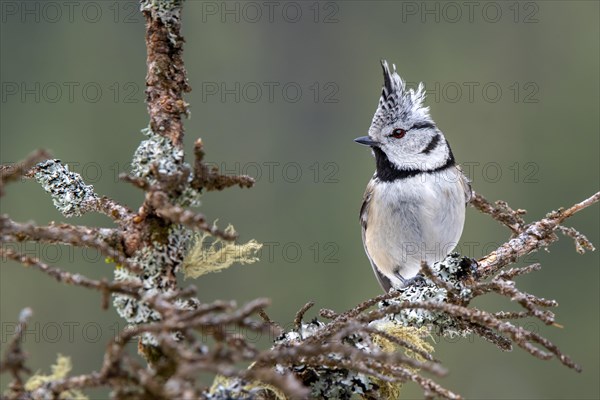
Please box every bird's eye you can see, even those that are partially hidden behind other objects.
[391,128,406,139]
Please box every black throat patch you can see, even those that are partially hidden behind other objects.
[372,146,455,182]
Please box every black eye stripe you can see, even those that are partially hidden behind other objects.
[421,134,441,154]
[410,122,435,130]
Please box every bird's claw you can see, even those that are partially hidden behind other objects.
[458,256,480,280]
[399,273,428,288]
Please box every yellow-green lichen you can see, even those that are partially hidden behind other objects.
[24,354,88,399]
[368,322,434,399]
[182,225,262,279]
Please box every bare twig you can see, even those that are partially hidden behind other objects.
[0,149,51,196]
[0,308,33,391]
[556,191,600,221]
[191,138,255,192]
[1,248,141,305]
[0,216,137,273]
[557,225,596,254]
[147,191,236,240]
[294,301,315,329]
[476,191,599,278]
[363,299,582,372]
[470,191,527,235]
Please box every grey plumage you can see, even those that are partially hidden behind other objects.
[356,61,471,292]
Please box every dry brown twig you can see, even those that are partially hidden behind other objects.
[0,308,33,392]
[469,190,528,235]
[476,191,599,278]
[0,149,51,196]
[191,138,255,192]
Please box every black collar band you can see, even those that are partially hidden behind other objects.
[373,146,455,182]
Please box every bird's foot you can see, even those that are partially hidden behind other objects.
[458,256,480,280]
[399,273,428,288]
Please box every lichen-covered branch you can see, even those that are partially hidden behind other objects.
[2,158,598,399]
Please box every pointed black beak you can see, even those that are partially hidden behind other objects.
[354,136,379,147]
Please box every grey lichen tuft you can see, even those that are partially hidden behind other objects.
[113,224,193,345]
[131,128,200,206]
[206,376,281,400]
[32,159,99,217]
[131,127,185,182]
[140,0,183,40]
[274,320,376,399]
[384,253,473,336]
[308,367,374,399]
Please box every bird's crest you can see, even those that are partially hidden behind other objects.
[369,60,431,134]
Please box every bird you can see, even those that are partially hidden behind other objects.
[355,60,472,292]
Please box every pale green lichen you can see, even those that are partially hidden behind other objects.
[25,354,88,400]
[33,159,99,217]
[182,225,262,279]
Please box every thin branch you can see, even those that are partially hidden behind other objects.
[557,225,596,254]
[191,138,255,192]
[0,216,138,273]
[1,248,141,307]
[147,190,236,240]
[476,191,600,278]
[363,300,582,372]
[0,149,51,196]
[294,301,315,329]
[142,0,190,146]
[96,196,136,225]
[556,191,600,221]
[0,308,33,390]
[470,191,527,235]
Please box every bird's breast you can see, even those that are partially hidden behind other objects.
[364,171,466,279]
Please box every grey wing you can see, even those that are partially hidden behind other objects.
[360,180,393,292]
[456,165,473,205]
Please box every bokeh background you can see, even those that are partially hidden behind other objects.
[1,1,598,398]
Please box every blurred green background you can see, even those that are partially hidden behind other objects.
[1,1,598,398]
